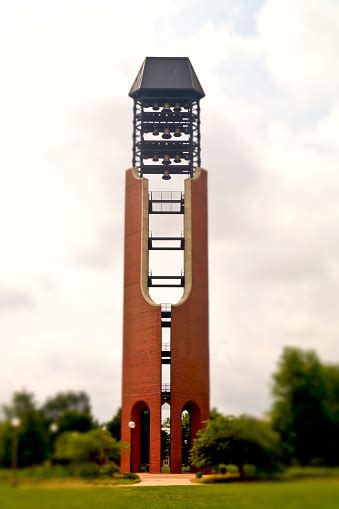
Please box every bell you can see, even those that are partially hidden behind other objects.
[162,128,171,139]
[174,128,181,137]
[153,128,159,136]
[153,103,160,110]
[162,102,171,112]
[144,102,150,109]
[162,154,171,165]
[162,168,171,181]
[184,153,190,161]
[173,102,181,112]
[152,153,159,162]
[184,102,189,109]
[174,154,181,163]
[184,127,190,135]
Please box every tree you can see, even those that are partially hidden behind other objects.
[181,411,190,466]
[271,347,329,465]
[0,391,48,467]
[190,415,281,477]
[41,391,94,434]
[161,417,170,464]
[54,429,120,465]
[106,408,121,441]
[322,365,339,464]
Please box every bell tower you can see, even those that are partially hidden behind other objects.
[121,57,209,474]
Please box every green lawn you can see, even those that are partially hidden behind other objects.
[1,479,339,509]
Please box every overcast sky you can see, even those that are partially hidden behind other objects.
[1,0,338,422]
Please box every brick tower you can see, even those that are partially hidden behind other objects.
[121,57,209,474]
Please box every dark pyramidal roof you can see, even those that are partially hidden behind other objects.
[129,57,205,99]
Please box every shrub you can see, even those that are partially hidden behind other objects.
[54,429,120,466]
[71,462,100,478]
[122,472,139,480]
[190,414,282,477]
[98,462,119,476]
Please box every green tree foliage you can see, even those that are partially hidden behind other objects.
[0,390,97,468]
[106,407,121,441]
[0,391,47,467]
[181,411,190,466]
[322,364,339,464]
[41,391,94,434]
[271,347,339,465]
[54,429,120,465]
[190,415,281,477]
[161,418,170,463]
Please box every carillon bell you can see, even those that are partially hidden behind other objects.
[184,128,190,135]
[152,153,159,162]
[174,154,181,163]
[162,154,171,165]
[153,128,159,136]
[184,153,190,161]
[162,102,171,112]
[173,102,181,112]
[153,103,160,110]
[162,168,171,180]
[174,128,181,137]
[162,128,171,139]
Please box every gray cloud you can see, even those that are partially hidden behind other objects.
[0,288,34,311]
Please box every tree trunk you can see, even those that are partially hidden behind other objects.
[238,464,245,479]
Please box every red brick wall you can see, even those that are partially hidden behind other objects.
[121,169,209,474]
[121,169,162,473]
[170,169,210,473]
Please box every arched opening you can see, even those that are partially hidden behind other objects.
[130,401,150,472]
[182,401,201,472]
[147,174,187,307]
[161,402,170,471]
[140,408,150,471]
[181,410,190,469]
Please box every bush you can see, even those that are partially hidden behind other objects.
[219,465,227,475]
[196,472,203,479]
[54,429,120,466]
[71,462,100,478]
[190,414,282,477]
[225,464,239,474]
[98,462,119,476]
[122,472,139,480]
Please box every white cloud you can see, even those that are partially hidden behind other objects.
[258,0,339,107]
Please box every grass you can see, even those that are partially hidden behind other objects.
[0,467,139,487]
[198,466,339,484]
[0,479,339,509]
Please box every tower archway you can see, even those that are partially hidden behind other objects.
[182,401,201,472]
[161,402,171,470]
[130,401,150,472]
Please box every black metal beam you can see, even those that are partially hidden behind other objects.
[149,211,183,215]
[149,236,184,251]
[161,311,171,318]
[140,168,193,175]
[150,199,182,204]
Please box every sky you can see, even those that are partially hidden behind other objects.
[0,0,339,422]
